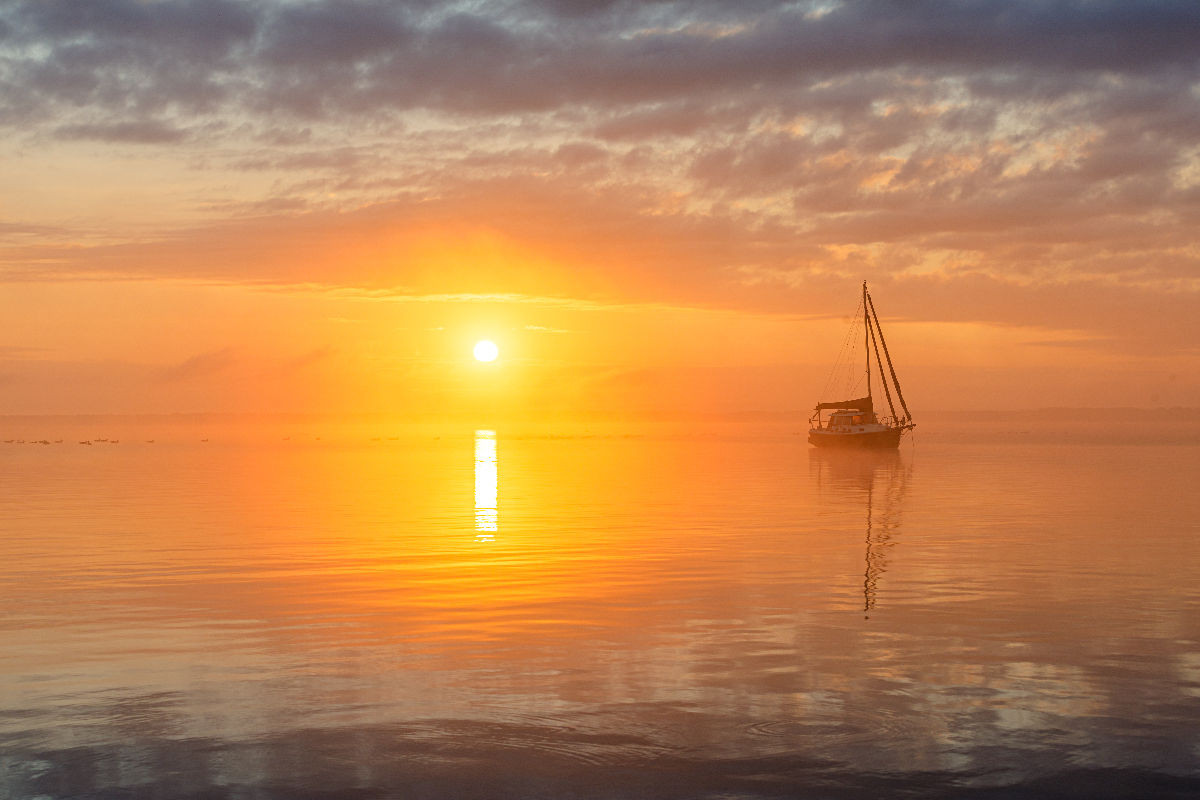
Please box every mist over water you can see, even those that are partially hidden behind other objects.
[2,416,1198,798]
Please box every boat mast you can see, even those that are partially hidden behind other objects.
[863,281,871,407]
[865,290,912,424]
[867,301,898,422]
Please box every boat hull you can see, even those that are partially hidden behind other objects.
[808,427,904,449]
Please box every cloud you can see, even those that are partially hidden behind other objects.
[3,174,1196,355]
[155,348,237,383]
[259,1,413,67]
[2,0,1198,359]
[4,1,1199,126]
[55,119,189,144]
[16,0,257,52]
[0,221,65,236]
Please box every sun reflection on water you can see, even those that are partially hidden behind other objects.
[474,430,497,538]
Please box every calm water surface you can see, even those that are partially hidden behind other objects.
[2,419,1199,798]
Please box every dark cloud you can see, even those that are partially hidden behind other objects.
[55,119,189,144]
[3,0,1198,124]
[521,0,627,18]
[261,2,412,67]
[15,0,256,58]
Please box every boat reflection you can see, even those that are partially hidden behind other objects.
[809,449,910,617]
[474,430,497,539]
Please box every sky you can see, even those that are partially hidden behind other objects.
[2,0,1199,418]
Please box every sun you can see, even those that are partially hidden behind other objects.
[473,339,499,362]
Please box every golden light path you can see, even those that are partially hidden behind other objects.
[474,430,497,538]
[473,340,499,362]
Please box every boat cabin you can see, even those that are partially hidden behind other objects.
[825,410,875,430]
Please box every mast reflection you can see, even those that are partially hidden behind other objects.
[810,450,910,618]
[474,430,497,539]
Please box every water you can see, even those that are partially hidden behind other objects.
[2,418,1199,798]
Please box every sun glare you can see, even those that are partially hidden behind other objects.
[474,339,499,362]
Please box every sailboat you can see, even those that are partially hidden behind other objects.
[809,282,915,448]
